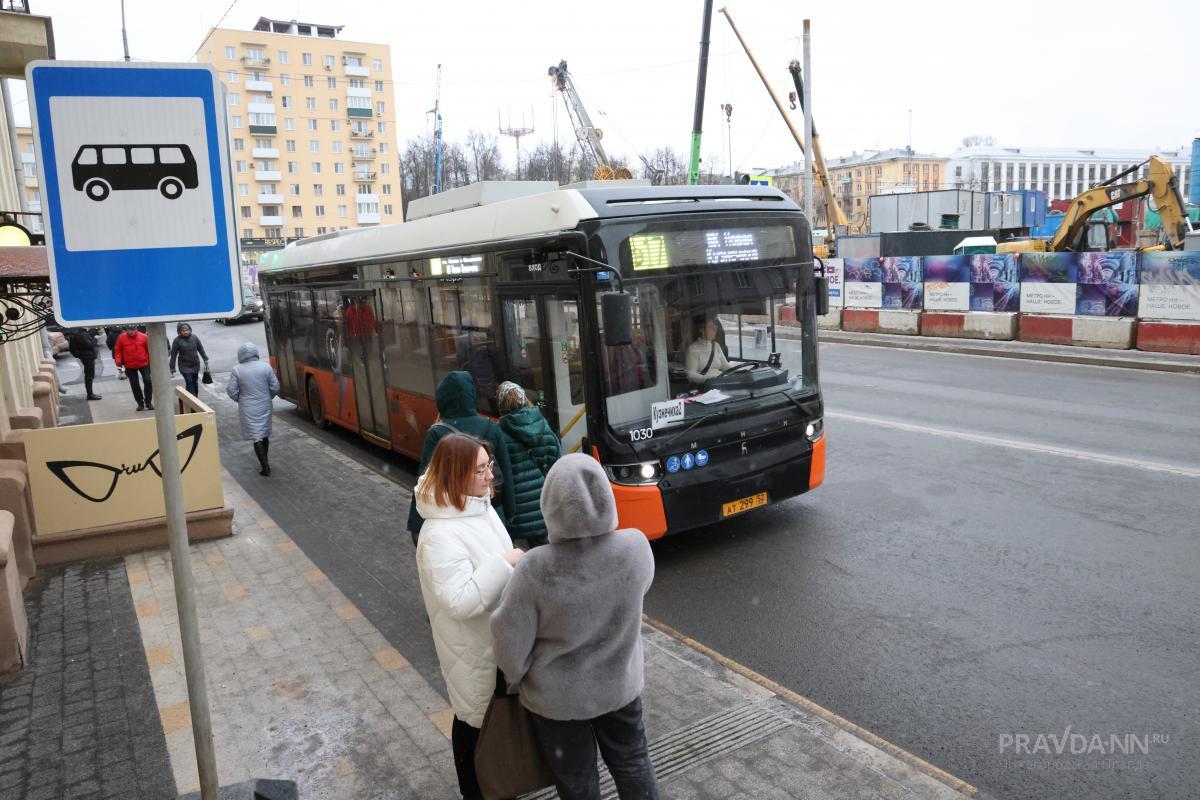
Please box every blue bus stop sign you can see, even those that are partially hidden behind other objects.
[26,61,241,326]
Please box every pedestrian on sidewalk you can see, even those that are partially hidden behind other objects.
[66,328,101,400]
[226,342,279,476]
[168,322,210,397]
[407,371,515,545]
[496,381,561,547]
[491,454,658,800]
[104,327,126,380]
[113,325,153,410]
[414,432,525,800]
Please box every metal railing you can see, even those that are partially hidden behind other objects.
[1,0,31,13]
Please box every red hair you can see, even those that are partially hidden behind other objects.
[418,433,491,511]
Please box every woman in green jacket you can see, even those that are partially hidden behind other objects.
[496,382,562,547]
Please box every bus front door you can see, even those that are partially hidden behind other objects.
[342,290,391,444]
[270,293,299,400]
[499,293,587,454]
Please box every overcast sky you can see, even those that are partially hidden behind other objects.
[13,0,1200,174]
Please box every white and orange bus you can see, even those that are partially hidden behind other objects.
[257,182,825,538]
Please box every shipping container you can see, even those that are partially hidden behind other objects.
[878,229,1005,257]
[984,193,1003,228]
[838,233,881,259]
[926,190,977,229]
[868,194,900,233]
[1014,189,1047,228]
[1002,193,1022,228]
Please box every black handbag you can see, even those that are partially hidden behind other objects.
[201,370,213,385]
[474,671,555,799]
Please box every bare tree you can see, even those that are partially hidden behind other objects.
[465,129,506,183]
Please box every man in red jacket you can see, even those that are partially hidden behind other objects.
[113,325,154,411]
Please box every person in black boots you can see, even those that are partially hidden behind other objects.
[226,342,279,476]
[67,327,102,401]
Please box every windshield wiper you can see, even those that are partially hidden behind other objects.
[652,406,731,454]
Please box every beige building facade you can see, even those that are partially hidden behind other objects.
[826,149,946,232]
[13,127,40,236]
[196,17,403,266]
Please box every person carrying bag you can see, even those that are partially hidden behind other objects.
[474,669,555,798]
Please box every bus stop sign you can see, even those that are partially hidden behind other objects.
[26,61,241,326]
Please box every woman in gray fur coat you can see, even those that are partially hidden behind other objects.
[491,453,658,800]
[226,342,279,476]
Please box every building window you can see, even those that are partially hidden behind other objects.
[302,52,312,66]
[233,138,244,151]
[249,112,275,128]
[241,206,251,218]
[279,50,288,64]
[287,161,298,174]
[334,163,345,174]
[290,183,301,195]
[286,139,297,152]
[281,96,293,108]
[375,80,384,92]
[324,55,335,69]
[380,163,390,175]
[303,75,314,87]
[306,97,316,110]
[875,166,882,176]
[327,77,337,89]
[264,227,281,238]
[294,227,304,238]
[329,98,339,111]
[284,118,295,131]
[378,142,389,155]
[337,205,348,218]
[309,140,319,153]
[291,205,303,218]
[376,101,385,115]
[307,119,317,132]
[280,74,290,86]
[312,162,321,173]
[383,204,393,215]
[224,46,236,60]
[317,226,327,235]
[260,183,277,194]
[235,160,247,172]
[378,121,388,134]
[332,141,343,154]
[349,79,364,89]
[336,184,346,196]
[245,47,264,61]
[231,115,243,128]
[238,183,249,196]
[331,120,341,132]
[315,205,325,217]
[228,70,239,84]
[373,58,382,71]
[313,184,323,196]
[381,184,391,195]
[933,164,940,173]
[228,92,240,106]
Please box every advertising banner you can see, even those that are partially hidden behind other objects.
[969,254,1021,312]
[844,257,883,308]
[1138,251,1200,321]
[881,257,923,309]
[824,258,845,309]
[923,255,971,311]
[1020,253,1077,315]
[1075,252,1139,316]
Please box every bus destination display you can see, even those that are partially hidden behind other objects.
[628,226,794,271]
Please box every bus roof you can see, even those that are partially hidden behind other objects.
[259,184,798,273]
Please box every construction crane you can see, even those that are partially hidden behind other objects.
[428,64,444,194]
[998,156,1193,253]
[548,60,633,180]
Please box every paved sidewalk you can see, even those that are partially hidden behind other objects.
[816,329,1200,374]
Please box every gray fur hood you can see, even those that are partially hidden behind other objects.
[237,342,260,363]
[540,454,618,543]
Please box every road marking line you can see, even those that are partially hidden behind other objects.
[827,411,1200,479]
[643,615,978,797]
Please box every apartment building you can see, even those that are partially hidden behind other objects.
[13,127,43,236]
[196,16,402,266]
[825,148,946,232]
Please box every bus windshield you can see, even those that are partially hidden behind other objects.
[593,214,818,438]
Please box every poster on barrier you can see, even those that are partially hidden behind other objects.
[1020,253,1077,314]
[1075,252,1138,316]
[1139,252,1200,321]
[923,255,970,311]
[824,258,844,309]
[969,254,1021,312]
[881,257,923,309]
[844,257,882,308]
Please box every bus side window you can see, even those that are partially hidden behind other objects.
[76,148,98,165]
[287,290,314,366]
[380,283,435,397]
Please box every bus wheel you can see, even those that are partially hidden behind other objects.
[159,178,184,199]
[84,179,110,201]
[307,377,329,429]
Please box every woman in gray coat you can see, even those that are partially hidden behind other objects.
[226,342,280,476]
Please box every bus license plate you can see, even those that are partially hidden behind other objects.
[722,492,767,517]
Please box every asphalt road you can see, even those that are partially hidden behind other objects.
[160,322,1198,800]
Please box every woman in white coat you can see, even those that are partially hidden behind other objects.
[415,432,525,800]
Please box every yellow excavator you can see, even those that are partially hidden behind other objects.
[998,156,1192,253]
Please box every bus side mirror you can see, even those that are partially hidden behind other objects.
[601,292,634,346]
[815,276,829,316]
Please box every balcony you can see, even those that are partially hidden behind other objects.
[255,170,282,181]
[23,174,38,188]
[351,149,376,161]
[259,215,285,226]
[0,2,53,77]
[241,56,271,68]
[245,79,273,93]
[248,125,277,136]
[355,192,379,204]
[252,147,280,159]
[27,200,41,213]
[356,211,380,224]
[349,129,374,139]
[353,171,377,182]
[256,193,284,204]
[343,63,370,77]
[347,107,372,118]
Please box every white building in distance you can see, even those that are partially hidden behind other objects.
[945,144,1193,202]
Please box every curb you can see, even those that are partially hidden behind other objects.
[816,331,1200,375]
[642,615,981,798]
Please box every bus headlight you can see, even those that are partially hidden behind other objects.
[605,461,664,486]
[806,419,824,442]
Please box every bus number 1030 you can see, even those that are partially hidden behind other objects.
[630,428,654,442]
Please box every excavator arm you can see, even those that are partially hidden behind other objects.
[1050,156,1191,252]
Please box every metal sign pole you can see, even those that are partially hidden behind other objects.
[803,20,814,224]
[147,322,219,799]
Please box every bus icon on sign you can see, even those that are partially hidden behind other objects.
[71,144,199,201]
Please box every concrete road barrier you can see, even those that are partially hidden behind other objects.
[817,310,842,331]
[1136,321,1200,356]
[843,309,920,336]
[1020,314,1135,349]
[921,311,1017,341]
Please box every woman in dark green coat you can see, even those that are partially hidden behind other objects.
[496,382,562,547]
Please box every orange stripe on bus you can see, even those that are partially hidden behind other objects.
[809,434,826,490]
[612,483,668,541]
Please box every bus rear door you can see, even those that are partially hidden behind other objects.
[341,290,391,444]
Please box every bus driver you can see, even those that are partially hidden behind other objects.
[685,317,731,385]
